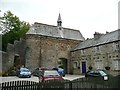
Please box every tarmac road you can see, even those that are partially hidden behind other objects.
[0,74,85,83]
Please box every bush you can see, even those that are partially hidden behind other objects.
[0,71,9,76]
[88,66,92,70]
[105,66,110,70]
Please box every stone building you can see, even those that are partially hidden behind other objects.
[71,30,120,76]
[1,13,120,76]
[25,13,85,73]
[0,13,84,74]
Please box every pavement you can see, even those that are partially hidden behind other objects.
[63,74,85,81]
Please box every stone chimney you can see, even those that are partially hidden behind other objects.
[94,32,103,40]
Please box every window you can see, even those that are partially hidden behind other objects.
[81,50,83,54]
[116,44,119,50]
[109,56,111,58]
[73,61,78,69]
[112,43,119,51]
[95,61,103,69]
[113,60,120,70]
[116,55,118,57]
[94,46,100,53]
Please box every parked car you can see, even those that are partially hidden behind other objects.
[32,67,47,76]
[17,67,31,78]
[38,70,64,82]
[85,70,109,80]
[52,68,65,77]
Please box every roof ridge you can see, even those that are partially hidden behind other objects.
[34,22,81,32]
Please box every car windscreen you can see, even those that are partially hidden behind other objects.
[21,69,30,72]
[58,68,64,71]
[99,71,107,76]
[44,70,60,76]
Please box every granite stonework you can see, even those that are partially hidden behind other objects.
[1,39,26,73]
[25,22,84,73]
[1,16,120,76]
[71,30,120,76]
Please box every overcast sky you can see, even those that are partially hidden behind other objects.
[0,0,119,39]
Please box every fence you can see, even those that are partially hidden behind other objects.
[1,77,120,90]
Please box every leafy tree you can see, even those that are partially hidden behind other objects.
[1,11,30,51]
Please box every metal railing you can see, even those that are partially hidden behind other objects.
[1,76,119,90]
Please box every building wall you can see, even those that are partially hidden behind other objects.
[71,41,120,76]
[1,39,26,74]
[25,34,80,73]
[7,39,26,67]
[0,51,8,73]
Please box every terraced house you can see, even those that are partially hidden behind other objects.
[71,30,120,76]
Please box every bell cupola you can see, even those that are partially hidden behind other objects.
[57,13,62,27]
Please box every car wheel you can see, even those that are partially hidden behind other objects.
[18,75,20,78]
[63,75,65,77]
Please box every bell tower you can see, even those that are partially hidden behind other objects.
[57,13,62,27]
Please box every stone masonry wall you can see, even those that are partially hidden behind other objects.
[0,51,8,73]
[1,38,26,73]
[71,41,120,76]
[25,34,80,73]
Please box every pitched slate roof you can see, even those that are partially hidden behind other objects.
[26,22,85,41]
[72,29,120,51]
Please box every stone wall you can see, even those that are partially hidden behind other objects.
[25,34,80,73]
[1,38,26,73]
[7,39,26,67]
[0,51,8,73]
[71,41,120,76]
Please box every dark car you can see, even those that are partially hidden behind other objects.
[38,70,64,82]
[85,70,109,80]
[17,67,31,78]
[52,68,65,77]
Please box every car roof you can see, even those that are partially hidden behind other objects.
[44,70,57,71]
[20,67,29,70]
[87,70,105,73]
[89,69,104,71]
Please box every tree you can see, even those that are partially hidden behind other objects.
[1,11,30,51]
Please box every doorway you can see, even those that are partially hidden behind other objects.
[59,58,67,74]
[82,62,86,74]
[14,55,20,68]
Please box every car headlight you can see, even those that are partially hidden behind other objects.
[103,76,108,80]
[20,72,23,75]
[29,72,31,74]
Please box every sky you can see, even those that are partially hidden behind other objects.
[0,0,119,39]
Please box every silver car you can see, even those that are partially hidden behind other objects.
[17,67,31,78]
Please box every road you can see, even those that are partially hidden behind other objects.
[0,74,85,83]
